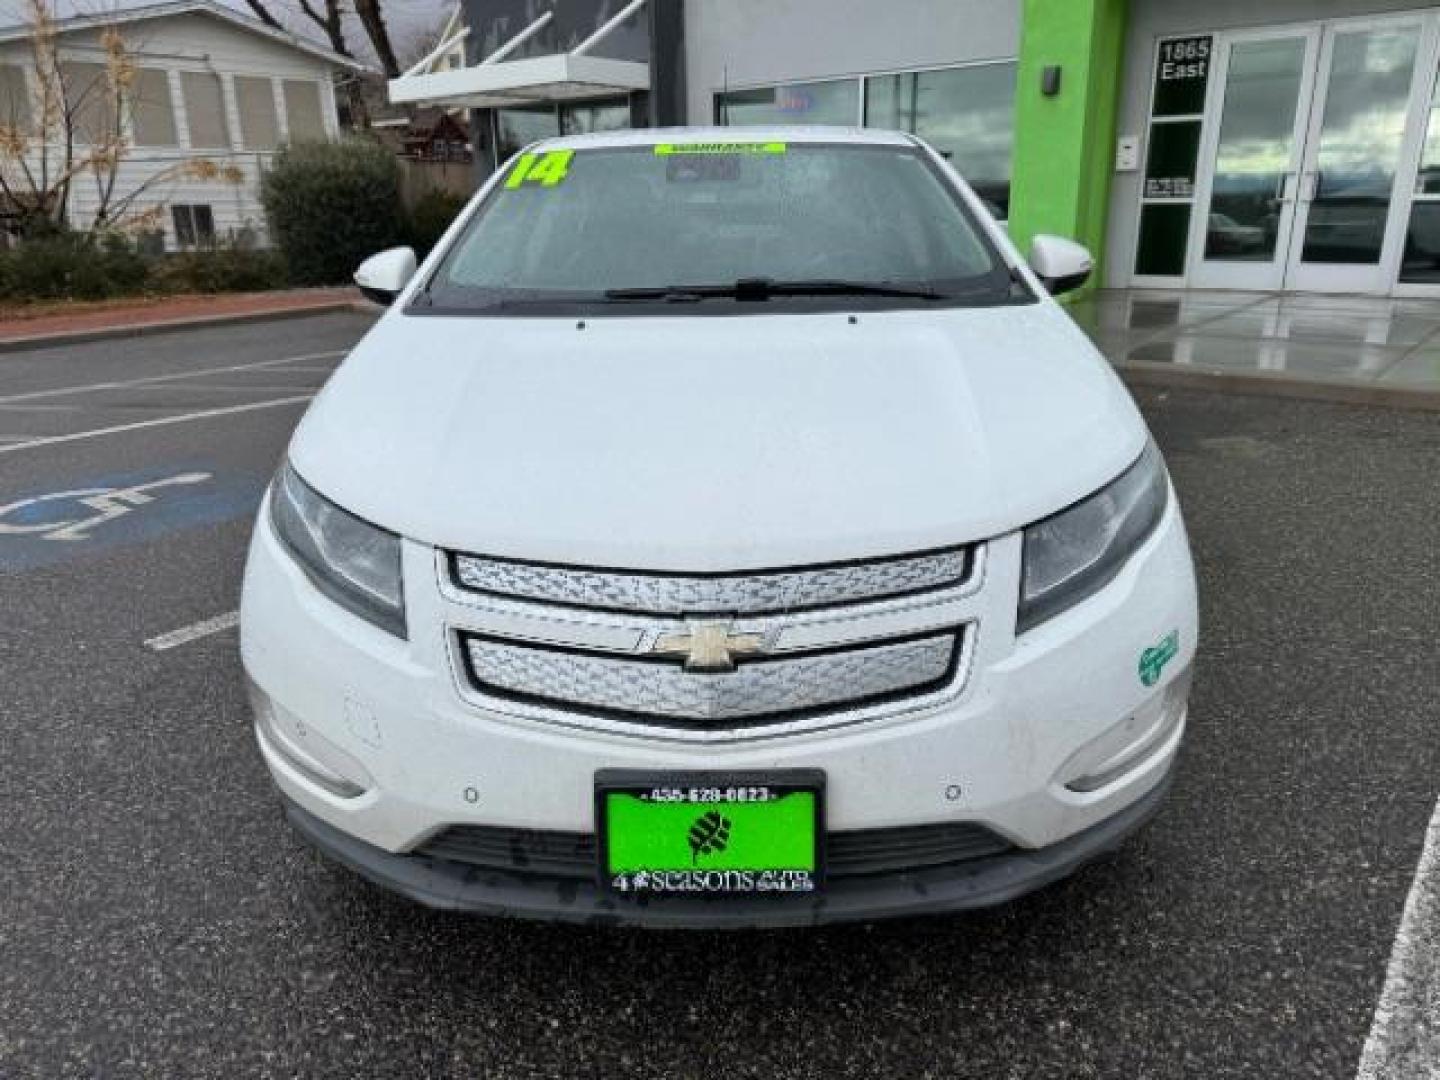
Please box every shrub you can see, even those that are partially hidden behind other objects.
[147,244,288,294]
[408,190,468,258]
[0,232,148,301]
[261,138,407,286]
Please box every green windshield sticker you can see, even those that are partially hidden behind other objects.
[1139,630,1180,687]
[505,149,574,189]
[653,141,787,156]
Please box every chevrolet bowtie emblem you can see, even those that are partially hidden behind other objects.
[652,621,765,673]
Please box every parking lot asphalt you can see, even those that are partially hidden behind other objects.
[1,312,1438,1078]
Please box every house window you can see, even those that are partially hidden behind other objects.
[283,80,325,140]
[132,69,177,147]
[235,75,279,149]
[181,71,231,149]
[0,64,29,134]
[172,204,215,247]
[61,61,118,144]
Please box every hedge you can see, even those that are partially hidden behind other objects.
[262,138,407,286]
[408,190,468,259]
[0,234,288,303]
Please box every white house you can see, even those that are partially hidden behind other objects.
[0,0,360,248]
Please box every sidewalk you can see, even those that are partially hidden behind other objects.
[0,288,368,350]
[1067,289,1440,409]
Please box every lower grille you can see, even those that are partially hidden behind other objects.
[462,630,963,730]
[414,821,1013,881]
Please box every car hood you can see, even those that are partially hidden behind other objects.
[290,304,1146,570]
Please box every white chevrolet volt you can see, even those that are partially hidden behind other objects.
[241,127,1198,927]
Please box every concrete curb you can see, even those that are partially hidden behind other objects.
[1117,360,1440,413]
[0,299,378,354]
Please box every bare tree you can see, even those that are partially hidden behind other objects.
[351,0,400,79]
[238,0,286,32]
[0,0,243,237]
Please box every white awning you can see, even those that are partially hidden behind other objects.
[389,53,649,108]
[388,0,649,109]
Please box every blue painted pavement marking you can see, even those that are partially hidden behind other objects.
[0,462,269,573]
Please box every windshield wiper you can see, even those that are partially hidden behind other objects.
[603,277,947,302]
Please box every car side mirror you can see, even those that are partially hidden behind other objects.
[354,247,417,307]
[1028,235,1093,296]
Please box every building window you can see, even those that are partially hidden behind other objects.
[131,69,177,147]
[282,80,326,140]
[715,78,859,127]
[172,204,215,247]
[235,75,279,150]
[561,97,631,136]
[493,98,632,163]
[495,104,559,162]
[1133,35,1213,278]
[713,65,1018,216]
[864,62,1016,217]
[61,62,118,144]
[0,64,30,134]
[181,71,231,149]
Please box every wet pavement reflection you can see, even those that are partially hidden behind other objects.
[1066,289,1440,390]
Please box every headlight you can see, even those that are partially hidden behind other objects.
[1017,440,1169,634]
[269,463,407,638]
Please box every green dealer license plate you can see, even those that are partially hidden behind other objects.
[595,769,825,896]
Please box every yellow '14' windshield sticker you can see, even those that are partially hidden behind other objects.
[653,142,787,155]
[505,150,574,188]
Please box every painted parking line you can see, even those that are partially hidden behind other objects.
[0,394,314,456]
[145,610,241,651]
[1356,796,1440,1079]
[105,384,330,394]
[0,349,345,406]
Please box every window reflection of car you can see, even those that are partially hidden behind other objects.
[1303,200,1387,262]
[1402,199,1440,279]
[1207,213,1264,254]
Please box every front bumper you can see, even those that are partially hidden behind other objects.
[281,760,1173,928]
[242,490,1198,926]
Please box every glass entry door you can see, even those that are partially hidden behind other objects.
[1286,18,1424,292]
[1188,15,1431,294]
[1190,30,1319,290]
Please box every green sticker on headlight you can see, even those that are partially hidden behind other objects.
[653,141,787,156]
[1139,630,1179,687]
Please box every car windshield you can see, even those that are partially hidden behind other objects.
[420,140,1019,314]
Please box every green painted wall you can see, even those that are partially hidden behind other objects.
[1009,0,1129,289]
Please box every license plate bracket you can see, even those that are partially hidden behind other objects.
[595,769,826,897]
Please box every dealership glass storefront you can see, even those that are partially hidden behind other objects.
[1123,7,1440,295]
[714,62,1017,216]
[393,0,1440,297]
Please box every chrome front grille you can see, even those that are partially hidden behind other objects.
[462,631,962,729]
[451,546,971,615]
[442,545,984,740]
